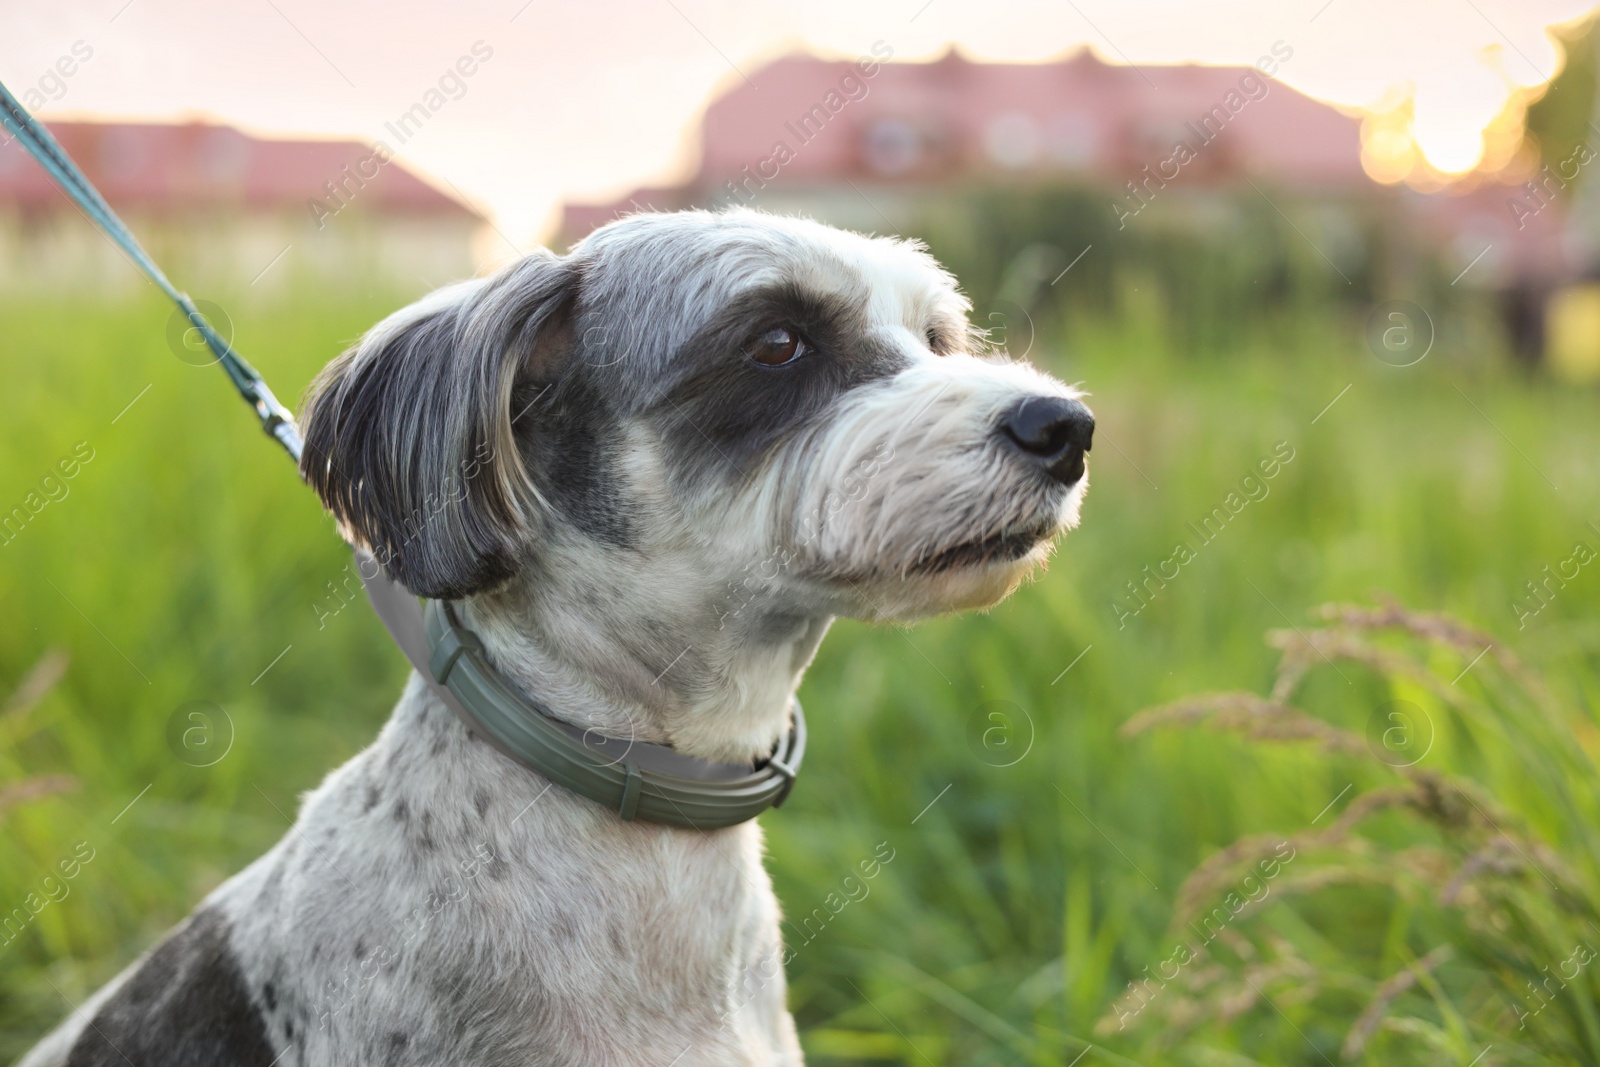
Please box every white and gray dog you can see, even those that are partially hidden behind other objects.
[22,208,1092,1066]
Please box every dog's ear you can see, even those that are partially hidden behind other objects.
[298,251,575,599]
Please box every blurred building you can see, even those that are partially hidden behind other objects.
[0,120,485,293]
[561,47,1375,237]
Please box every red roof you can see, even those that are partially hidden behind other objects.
[697,49,1367,189]
[0,120,481,219]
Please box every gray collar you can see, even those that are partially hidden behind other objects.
[423,600,805,828]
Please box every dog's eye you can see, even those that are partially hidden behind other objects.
[746,326,805,367]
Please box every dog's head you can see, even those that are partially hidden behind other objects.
[299,209,1091,627]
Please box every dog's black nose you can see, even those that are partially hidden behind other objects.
[999,396,1094,485]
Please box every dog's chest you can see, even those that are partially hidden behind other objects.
[215,692,794,1065]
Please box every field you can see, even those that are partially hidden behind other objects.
[1,272,1598,1065]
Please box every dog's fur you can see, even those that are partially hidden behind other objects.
[20,209,1090,1067]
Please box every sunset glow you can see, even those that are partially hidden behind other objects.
[4,0,1596,242]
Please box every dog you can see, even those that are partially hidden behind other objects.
[20,207,1092,1067]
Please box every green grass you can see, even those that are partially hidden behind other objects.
[1,281,1597,1065]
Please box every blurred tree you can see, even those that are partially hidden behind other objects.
[1524,14,1599,171]
[1524,13,1600,378]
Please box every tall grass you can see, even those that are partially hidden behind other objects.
[1118,603,1600,1064]
[0,276,1596,1065]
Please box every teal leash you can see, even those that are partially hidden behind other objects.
[0,79,302,461]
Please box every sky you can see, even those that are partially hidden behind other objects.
[5,0,1598,246]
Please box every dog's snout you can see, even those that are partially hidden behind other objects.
[998,396,1094,485]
